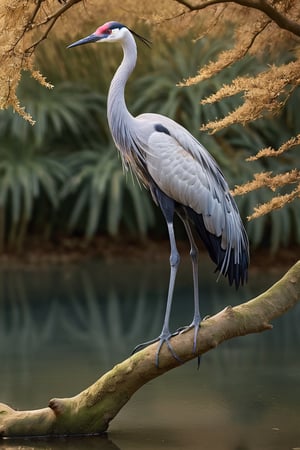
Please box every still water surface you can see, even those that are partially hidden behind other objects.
[0,256,299,450]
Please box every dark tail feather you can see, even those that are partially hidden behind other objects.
[186,208,249,288]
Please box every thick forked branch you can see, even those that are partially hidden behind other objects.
[0,261,299,438]
[174,0,300,37]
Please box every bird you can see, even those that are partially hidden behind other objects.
[68,21,249,366]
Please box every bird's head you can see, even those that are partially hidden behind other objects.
[67,21,151,49]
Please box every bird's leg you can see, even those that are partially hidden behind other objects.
[132,190,182,366]
[154,220,182,364]
[177,213,202,354]
[132,220,181,366]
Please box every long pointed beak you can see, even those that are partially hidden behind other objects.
[67,33,103,49]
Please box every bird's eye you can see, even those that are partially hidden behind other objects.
[110,28,119,35]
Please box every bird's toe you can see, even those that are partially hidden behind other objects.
[178,316,201,354]
[131,336,160,355]
[155,334,182,367]
[132,331,182,368]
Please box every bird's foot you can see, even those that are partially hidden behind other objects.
[155,332,182,367]
[132,330,182,368]
[178,315,202,368]
[178,315,201,352]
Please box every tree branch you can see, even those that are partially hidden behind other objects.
[25,0,83,54]
[174,0,300,37]
[1,261,299,438]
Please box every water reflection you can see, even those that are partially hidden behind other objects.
[0,256,299,450]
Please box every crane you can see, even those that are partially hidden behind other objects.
[68,21,249,366]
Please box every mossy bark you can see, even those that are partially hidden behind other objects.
[1,261,299,438]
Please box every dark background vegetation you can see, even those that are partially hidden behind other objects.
[0,31,299,256]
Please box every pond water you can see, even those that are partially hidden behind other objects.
[0,255,299,450]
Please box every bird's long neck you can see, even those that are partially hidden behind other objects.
[107,32,137,151]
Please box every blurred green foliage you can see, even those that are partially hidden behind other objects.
[0,33,299,252]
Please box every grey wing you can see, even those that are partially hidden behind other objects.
[142,121,249,283]
[145,127,232,240]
